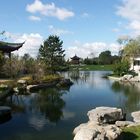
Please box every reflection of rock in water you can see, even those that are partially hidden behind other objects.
[0,114,11,124]
[0,106,12,124]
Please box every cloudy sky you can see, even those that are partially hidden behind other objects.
[0,0,140,58]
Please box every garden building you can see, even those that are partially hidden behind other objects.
[71,55,80,65]
[130,56,140,74]
[0,41,24,58]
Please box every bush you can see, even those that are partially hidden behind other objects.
[113,59,130,76]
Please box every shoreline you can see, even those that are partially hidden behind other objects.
[108,76,121,81]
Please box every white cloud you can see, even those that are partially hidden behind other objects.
[26,0,74,20]
[5,32,43,57]
[29,15,41,21]
[48,25,73,36]
[116,0,140,35]
[65,41,120,59]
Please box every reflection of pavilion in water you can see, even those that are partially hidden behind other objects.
[64,71,110,89]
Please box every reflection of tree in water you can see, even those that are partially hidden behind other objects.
[0,91,26,114]
[68,70,90,83]
[111,81,140,113]
[31,88,66,123]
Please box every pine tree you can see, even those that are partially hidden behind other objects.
[39,35,65,73]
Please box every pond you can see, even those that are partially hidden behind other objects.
[0,71,140,140]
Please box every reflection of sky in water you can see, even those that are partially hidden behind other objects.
[28,114,47,131]
[62,110,75,120]
[1,71,140,140]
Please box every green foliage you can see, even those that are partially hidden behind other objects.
[99,50,112,64]
[113,59,130,76]
[121,126,140,140]
[123,39,140,57]
[21,53,34,74]
[39,35,65,73]
[0,51,5,68]
[42,74,61,82]
[2,55,23,78]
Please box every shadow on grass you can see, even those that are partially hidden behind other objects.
[118,132,139,140]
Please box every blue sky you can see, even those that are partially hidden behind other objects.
[0,0,140,58]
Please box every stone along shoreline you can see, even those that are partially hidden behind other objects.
[73,106,140,140]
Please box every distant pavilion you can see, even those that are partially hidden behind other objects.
[71,55,80,65]
[0,41,24,58]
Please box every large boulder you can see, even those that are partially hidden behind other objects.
[0,106,11,117]
[131,111,140,123]
[17,79,26,84]
[73,121,121,140]
[56,79,73,87]
[115,121,134,127]
[87,107,124,124]
[120,74,133,81]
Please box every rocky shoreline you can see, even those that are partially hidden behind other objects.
[108,74,140,82]
[73,107,140,140]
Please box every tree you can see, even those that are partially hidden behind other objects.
[39,35,65,73]
[2,54,23,78]
[98,50,112,64]
[21,53,35,74]
[113,59,130,76]
[123,37,140,70]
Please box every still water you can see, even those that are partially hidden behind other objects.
[0,71,140,140]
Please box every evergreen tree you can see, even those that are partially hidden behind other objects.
[39,35,65,73]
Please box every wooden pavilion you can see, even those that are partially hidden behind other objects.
[0,41,24,58]
[0,41,24,76]
[71,55,80,65]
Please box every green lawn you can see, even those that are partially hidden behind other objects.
[120,126,140,140]
[71,64,114,71]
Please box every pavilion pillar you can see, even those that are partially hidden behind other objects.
[9,52,12,78]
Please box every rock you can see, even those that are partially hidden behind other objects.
[0,84,8,89]
[131,111,140,123]
[74,128,100,140]
[73,123,89,135]
[105,125,122,140]
[57,79,73,87]
[17,79,26,84]
[26,85,37,91]
[87,107,124,124]
[115,121,134,127]
[73,121,121,140]
[127,122,140,127]
[120,75,133,81]
[0,106,11,117]
[0,106,12,124]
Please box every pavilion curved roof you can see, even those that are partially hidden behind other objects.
[0,41,25,53]
[71,55,80,60]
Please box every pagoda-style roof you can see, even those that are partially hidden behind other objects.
[0,41,25,53]
[71,55,80,60]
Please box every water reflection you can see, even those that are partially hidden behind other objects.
[31,88,66,123]
[111,81,140,113]
[1,71,140,140]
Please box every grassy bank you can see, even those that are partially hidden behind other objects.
[121,126,140,140]
[71,64,114,71]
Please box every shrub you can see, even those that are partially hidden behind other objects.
[113,59,130,76]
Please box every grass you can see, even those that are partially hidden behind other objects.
[120,126,140,140]
[71,64,114,71]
